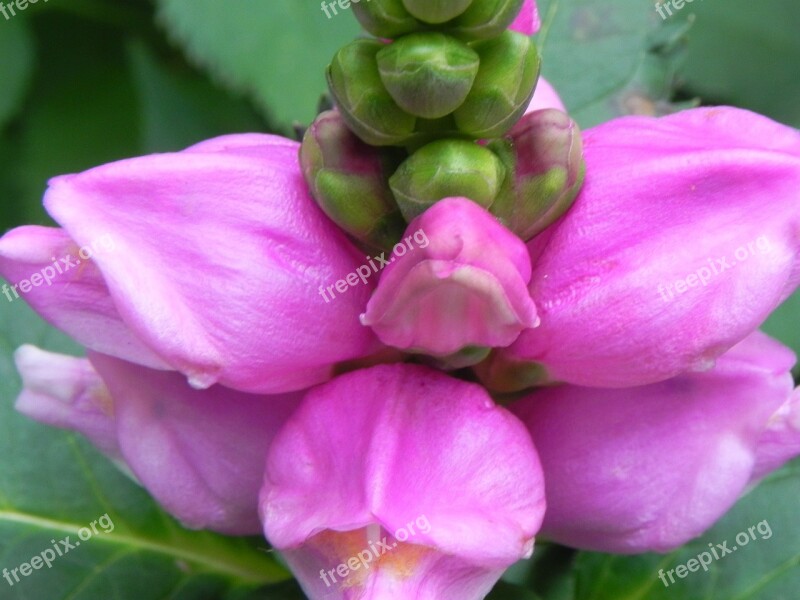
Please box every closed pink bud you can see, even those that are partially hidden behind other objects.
[361,198,539,357]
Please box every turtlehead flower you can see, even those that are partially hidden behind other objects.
[0,135,380,395]
[15,345,121,459]
[260,364,545,599]
[361,198,539,357]
[510,331,800,553]
[5,1,800,597]
[490,107,800,390]
[14,346,301,534]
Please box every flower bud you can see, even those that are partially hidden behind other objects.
[489,109,586,240]
[300,110,407,250]
[328,39,416,146]
[454,31,540,138]
[376,33,480,119]
[389,139,507,222]
[362,199,538,355]
[449,0,525,40]
[351,0,422,39]
[401,0,474,24]
[473,350,551,393]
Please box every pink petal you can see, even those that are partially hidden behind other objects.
[510,331,797,553]
[14,345,121,459]
[525,77,567,113]
[509,0,541,36]
[508,107,800,387]
[261,364,545,598]
[752,386,800,481]
[88,352,301,535]
[0,134,380,393]
[0,228,167,369]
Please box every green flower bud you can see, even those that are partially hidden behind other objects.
[473,351,551,393]
[328,39,417,146]
[351,0,422,39]
[401,0,474,24]
[489,109,586,240]
[448,0,524,40]
[429,346,492,370]
[376,33,480,119]
[454,31,540,138]
[301,110,407,250]
[389,139,506,222]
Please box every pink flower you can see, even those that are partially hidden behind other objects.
[510,0,541,36]
[526,77,567,113]
[260,364,545,600]
[510,332,799,553]
[495,107,800,388]
[0,134,380,394]
[15,346,301,534]
[361,198,539,356]
[3,47,800,600]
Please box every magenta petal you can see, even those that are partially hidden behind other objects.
[510,331,797,553]
[752,386,800,481]
[362,198,538,355]
[3,133,380,393]
[14,346,121,459]
[261,364,545,599]
[88,352,301,535]
[509,0,541,36]
[0,227,167,369]
[508,107,800,387]
[525,77,566,113]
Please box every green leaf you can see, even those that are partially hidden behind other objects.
[126,40,266,153]
[13,14,145,228]
[0,290,290,599]
[499,544,576,600]
[573,458,800,600]
[155,0,361,129]
[487,580,543,600]
[678,0,800,128]
[536,0,688,128]
[0,17,34,130]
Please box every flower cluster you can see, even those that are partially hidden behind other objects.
[1,1,800,599]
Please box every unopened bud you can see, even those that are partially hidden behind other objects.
[389,139,506,222]
[490,109,585,240]
[473,351,551,393]
[376,33,480,119]
[301,110,407,250]
[449,0,525,40]
[401,0,474,24]
[454,31,540,138]
[351,0,422,39]
[428,346,492,370]
[328,39,417,146]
